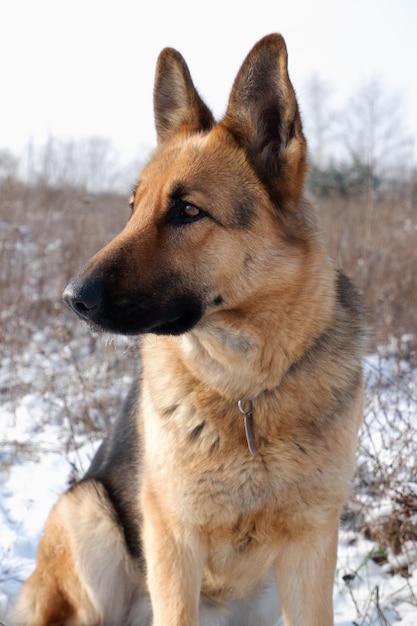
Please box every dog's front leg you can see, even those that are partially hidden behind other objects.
[274,516,339,626]
[142,482,205,626]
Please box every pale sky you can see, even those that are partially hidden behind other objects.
[1,0,416,167]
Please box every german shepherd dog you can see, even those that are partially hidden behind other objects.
[14,34,367,626]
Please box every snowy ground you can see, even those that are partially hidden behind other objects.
[1,322,417,625]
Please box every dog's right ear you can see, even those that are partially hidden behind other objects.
[223,34,308,207]
[154,48,214,143]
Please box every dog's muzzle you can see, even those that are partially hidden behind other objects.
[62,274,205,336]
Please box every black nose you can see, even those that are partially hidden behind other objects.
[63,277,102,321]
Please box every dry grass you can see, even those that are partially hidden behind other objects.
[1,181,132,354]
[317,190,417,349]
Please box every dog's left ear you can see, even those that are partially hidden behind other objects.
[154,48,214,143]
[223,34,308,205]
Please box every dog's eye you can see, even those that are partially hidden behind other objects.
[181,203,201,219]
[167,199,205,225]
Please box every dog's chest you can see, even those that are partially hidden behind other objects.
[145,400,320,530]
[141,358,346,530]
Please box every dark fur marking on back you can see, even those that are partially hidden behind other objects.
[80,380,143,562]
[287,271,366,423]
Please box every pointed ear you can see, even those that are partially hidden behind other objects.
[153,48,214,143]
[223,34,308,205]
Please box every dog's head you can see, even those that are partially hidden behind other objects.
[63,34,312,336]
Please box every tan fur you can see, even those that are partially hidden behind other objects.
[13,482,146,626]
[14,34,367,626]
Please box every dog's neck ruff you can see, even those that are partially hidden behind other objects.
[237,370,288,457]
